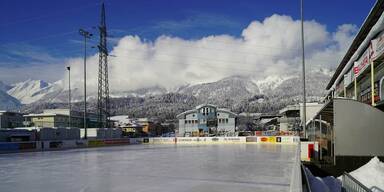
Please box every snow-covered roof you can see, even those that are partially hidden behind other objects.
[110,115,130,123]
[259,118,277,125]
[217,108,237,116]
[23,113,64,117]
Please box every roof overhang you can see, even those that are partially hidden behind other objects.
[326,0,384,90]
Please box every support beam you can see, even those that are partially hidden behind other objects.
[371,61,375,106]
[319,115,322,160]
[354,77,357,100]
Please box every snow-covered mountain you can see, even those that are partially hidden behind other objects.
[3,71,332,117]
[177,75,260,107]
[7,79,64,104]
[111,86,167,98]
[254,76,295,94]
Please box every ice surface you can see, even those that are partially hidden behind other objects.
[0,144,297,192]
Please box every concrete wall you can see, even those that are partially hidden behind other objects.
[334,99,384,156]
[39,128,80,141]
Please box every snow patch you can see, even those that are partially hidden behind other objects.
[340,157,384,191]
[254,75,295,94]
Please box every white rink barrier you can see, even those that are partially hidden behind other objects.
[150,137,177,144]
[145,136,300,145]
[176,137,246,144]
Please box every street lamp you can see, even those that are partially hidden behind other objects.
[79,28,92,139]
[67,66,71,128]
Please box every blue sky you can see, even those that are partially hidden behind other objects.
[0,0,377,83]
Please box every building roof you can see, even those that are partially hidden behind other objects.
[326,0,384,90]
[176,109,196,119]
[217,108,238,116]
[279,105,300,114]
[23,113,66,117]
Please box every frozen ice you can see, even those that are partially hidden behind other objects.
[0,144,298,192]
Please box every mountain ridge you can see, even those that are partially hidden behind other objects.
[1,72,331,118]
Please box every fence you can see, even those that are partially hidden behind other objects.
[342,172,372,192]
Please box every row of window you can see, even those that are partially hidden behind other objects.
[184,118,229,124]
[201,107,215,116]
[185,120,199,124]
[218,118,229,124]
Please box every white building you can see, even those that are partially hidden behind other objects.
[176,104,237,136]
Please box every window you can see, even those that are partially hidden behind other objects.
[185,120,188,124]
[226,119,228,123]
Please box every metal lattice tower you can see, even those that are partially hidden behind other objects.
[97,2,110,128]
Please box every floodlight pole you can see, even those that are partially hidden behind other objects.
[300,0,307,138]
[67,66,71,128]
[79,28,92,139]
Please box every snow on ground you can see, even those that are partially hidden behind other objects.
[343,157,384,191]
[0,144,298,192]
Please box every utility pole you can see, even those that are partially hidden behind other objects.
[97,2,110,128]
[67,66,71,128]
[300,0,307,138]
[79,28,92,139]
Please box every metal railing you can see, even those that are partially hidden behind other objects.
[342,172,372,192]
[301,164,312,192]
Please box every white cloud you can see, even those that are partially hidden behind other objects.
[7,14,358,93]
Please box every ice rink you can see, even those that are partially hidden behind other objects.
[0,144,298,192]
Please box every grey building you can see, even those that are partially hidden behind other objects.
[0,111,24,129]
[278,103,322,131]
[278,105,300,132]
[306,1,384,175]
[176,104,237,136]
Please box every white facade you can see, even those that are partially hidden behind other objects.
[176,104,237,136]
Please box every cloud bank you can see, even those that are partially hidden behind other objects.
[6,14,358,92]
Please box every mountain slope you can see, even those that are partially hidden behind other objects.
[19,72,332,118]
[178,75,259,107]
[0,90,21,110]
[7,79,64,104]
[0,81,12,92]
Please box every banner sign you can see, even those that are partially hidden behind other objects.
[353,47,371,77]
[371,31,384,60]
